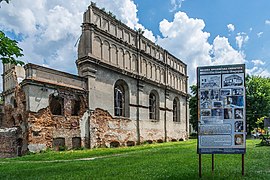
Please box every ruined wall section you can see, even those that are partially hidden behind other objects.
[0,127,22,158]
[90,108,137,148]
[27,91,88,152]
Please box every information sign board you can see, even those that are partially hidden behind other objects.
[197,64,246,154]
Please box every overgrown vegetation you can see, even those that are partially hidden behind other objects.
[0,140,269,179]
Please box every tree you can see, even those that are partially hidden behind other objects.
[0,0,24,65]
[246,75,270,134]
[189,85,198,132]
[0,31,24,65]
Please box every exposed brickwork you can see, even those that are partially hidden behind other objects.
[0,127,22,158]
[90,108,137,148]
[27,92,87,149]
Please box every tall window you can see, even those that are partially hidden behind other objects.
[50,94,63,115]
[149,91,159,120]
[114,80,129,117]
[173,98,180,122]
[114,85,125,116]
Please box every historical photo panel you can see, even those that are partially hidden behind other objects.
[200,75,221,89]
[222,73,244,88]
[198,64,246,154]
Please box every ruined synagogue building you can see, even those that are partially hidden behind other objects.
[0,3,188,158]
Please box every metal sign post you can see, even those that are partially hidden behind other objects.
[197,64,246,177]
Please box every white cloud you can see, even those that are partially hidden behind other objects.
[157,11,212,85]
[247,67,270,77]
[252,59,265,66]
[0,0,155,76]
[265,19,270,25]
[257,32,263,38]
[170,0,185,12]
[0,0,251,90]
[157,12,245,86]
[211,36,245,65]
[227,24,235,32]
[235,32,249,49]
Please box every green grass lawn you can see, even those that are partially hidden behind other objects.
[0,139,269,179]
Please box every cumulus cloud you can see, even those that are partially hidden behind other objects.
[211,36,245,64]
[227,24,235,32]
[157,11,213,85]
[157,11,246,86]
[235,32,249,49]
[0,0,250,90]
[0,0,155,75]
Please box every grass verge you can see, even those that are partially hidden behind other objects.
[0,139,269,179]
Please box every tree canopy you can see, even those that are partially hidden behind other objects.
[0,30,24,65]
[246,75,270,133]
[189,85,198,132]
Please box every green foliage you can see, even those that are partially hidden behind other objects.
[0,30,24,65]
[0,140,269,179]
[246,75,270,134]
[256,116,266,129]
[189,84,198,132]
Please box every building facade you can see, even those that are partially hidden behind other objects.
[0,3,188,158]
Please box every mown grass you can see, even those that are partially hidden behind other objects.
[0,139,269,179]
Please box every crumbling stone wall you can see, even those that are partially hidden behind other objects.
[90,108,188,148]
[0,127,22,158]
[2,86,28,156]
[27,91,87,152]
[90,108,137,148]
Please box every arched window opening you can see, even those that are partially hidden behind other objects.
[114,85,125,116]
[114,80,129,117]
[173,98,180,122]
[149,91,159,120]
[72,137,81,149]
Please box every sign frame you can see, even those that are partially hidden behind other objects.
[197,64,246,154]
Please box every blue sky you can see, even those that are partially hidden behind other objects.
[1,0,270,90]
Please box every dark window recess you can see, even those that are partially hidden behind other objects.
[17,138,23,156]
[10,97,17,108]
[149,93,156,120]
[114,85,125,116]
[71,100,81,116]
[17,114,23,122]
[173,98,180,122]
[72,137,81,149]
[33,131,40,136]
[13,99,17,108]
[53,137,65,149]
[50,95,64,115]
[11,116,16,126]
[110,141,120,148]
[126,141,135,146]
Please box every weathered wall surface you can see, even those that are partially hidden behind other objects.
[27,90,88,152]
[90,108,137,148]
[0,127,22,158]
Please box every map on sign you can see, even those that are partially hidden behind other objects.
[197,64,246,154]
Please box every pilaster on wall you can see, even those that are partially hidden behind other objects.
[76,56,97,112]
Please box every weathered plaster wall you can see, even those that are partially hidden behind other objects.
[0,127,22,158]
[27,90,88,152]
